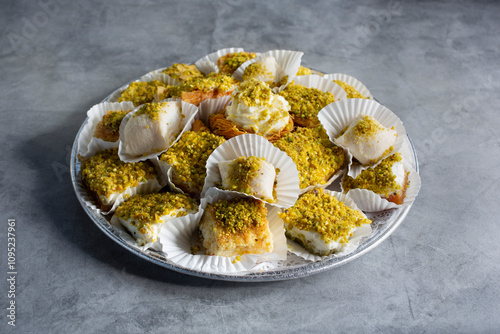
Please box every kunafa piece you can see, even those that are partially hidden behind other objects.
[217,51,257,75]
[159,130,226,196]
[279,188,372,256]
[94,110,129,142]
[199,198,273,257]
[278,82,336,127]
[80,148,159,210]
[242,56,287,88]
[335,114,397,165]
[161,63,203,82]
[342,153,409,205]
[218,156,276,202]
[118,80,169,107]
[113,192,198,246]
[210,79,293,141]
[119,101,183,160]
[273,127,344,189]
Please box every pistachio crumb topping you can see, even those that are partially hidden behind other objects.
[135,102,168,121]
[243,62,273,81]
[278,83,335,120]
[162,63,203,81]
[160,131,225,192]
[225,156,266,195]
[81,148,157,197]
[279,188,371,244]
[352,115,386,140]
[94,110,129,141]
[232,79,272,107]
[296,66,312,76]
[219,52,257,74]
[274,127,344,188]
[333,80,368,99]
[118,80,168,106]
[212,198,266,234]
[172,72,238,95]
[115,192,197,225]
[342,153,404,196]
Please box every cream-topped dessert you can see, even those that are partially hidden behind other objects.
[335,114,397,165]
[242,56,286,87]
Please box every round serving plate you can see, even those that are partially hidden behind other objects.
[71,68,419,282]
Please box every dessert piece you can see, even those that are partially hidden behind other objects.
[217,51,257,75]
[335,114,397,165]
[117,80,169,107]
[159,130,226,196]
[333,80,368,99]
[273,127,344,189]
[242,56,287,88]
[218,156,277,202]
[279,188,372,256]
[161,63,203,82]
[94,110,129,142]
[119,101,183,159]
[296,66,312,76]
[170,73,238,106]
[80,148,159,210]
[342,153,409,205]
[113,192,198,246]
[210,79,293,141]
[278,82,336,127]
[199,198,273,256]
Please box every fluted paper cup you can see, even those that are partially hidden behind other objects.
[324,73,373,99]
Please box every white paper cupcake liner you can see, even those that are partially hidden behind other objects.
[283,74,348,101]
[202,133,300,208]
[274,189,372,262]
[198,95,231,126]
[159,188,287,274]
[324,73,373,99]
[318,98,406,176]
[77,101,136,160]
[106,71,179,103]
[233,49,303,87]
[118,99,199,163]
[194,47,258,75]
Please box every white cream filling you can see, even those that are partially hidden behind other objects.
[243,56,285,84]
[286,224,357,255]
[98,178,161,207]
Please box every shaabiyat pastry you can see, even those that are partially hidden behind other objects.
[335,114,397,165]
[242,56,287,88]
[94,110,129,142]
[159,130,226,196]
[279,188,372,256]
[278,82,336,127]
[161,63,203,82]
[273,127,344,189]
[199,198,273,256]
[210,79,293,142]
[114,192,198,246]
[218,156,277,202]
[81,148,159,210]
[169,73,239,106]
[217,51,257,75]
[118,80,169,107]
[342,153,409,205]
[333,80,368,99]
[119,101,183,159]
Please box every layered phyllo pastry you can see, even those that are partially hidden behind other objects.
[210,79,293,142]
[278,82,336,127]
[342,153,409,205]
[199,198,273,256]
[119,101,183,159]
[335,114,397,165]
[242,56,287,88]
[217,51,257,75]
[273,127,344,189]
[159,130,226,196]
[117,80,169,107]
[169,73,239,106]
[218,156,277,202]
[161,63,203,82]
[113,192,198,246]
[279,188,372,256]
[333,80,368,99]
[80,148,159,210]
[94,110,129,142]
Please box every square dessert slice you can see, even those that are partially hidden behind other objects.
[80,148,159,210]
[217,51,257,75]
[199,198,273,257]
[118,80,170,107]
[342,153,409,205]
[113,192,198,246]
[94,109,129,142]
[218,156,276,202]
[279,188,372,256]
[161,63,204,82]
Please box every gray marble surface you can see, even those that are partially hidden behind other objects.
[1,0,499,332]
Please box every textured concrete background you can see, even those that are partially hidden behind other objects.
[1,0,499,333]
